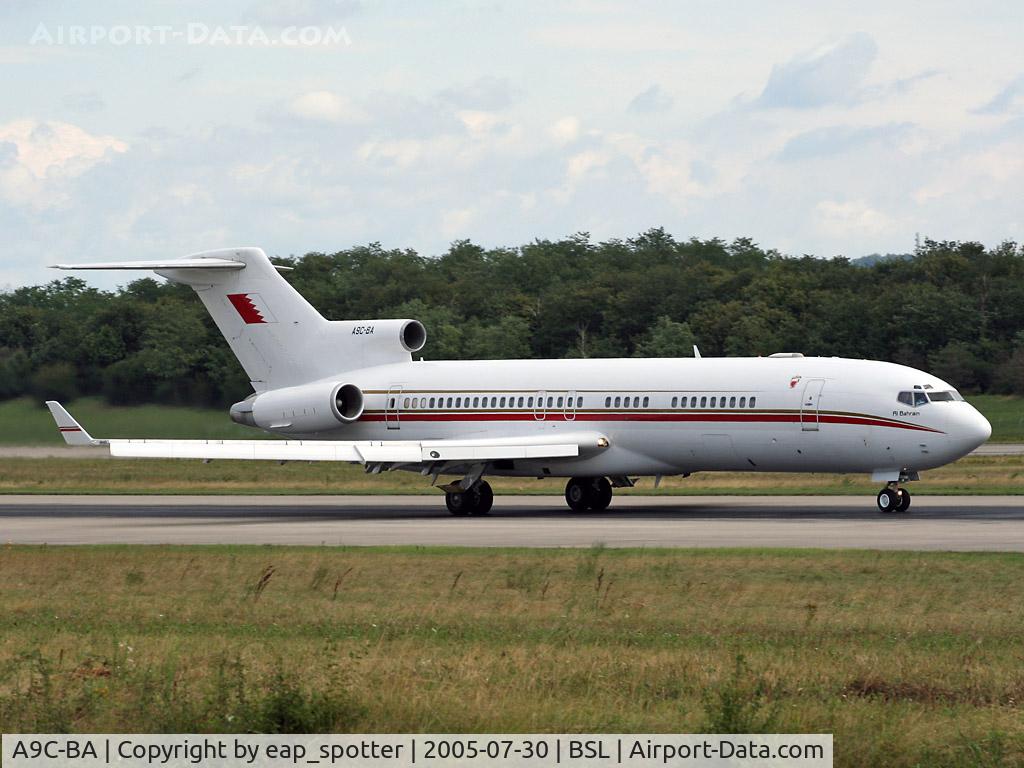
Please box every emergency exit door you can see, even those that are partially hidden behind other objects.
[800,379,826,431]
[385,385,402,429]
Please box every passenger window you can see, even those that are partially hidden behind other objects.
[557,396,564,407]
[498,397,505,407]
[567,397,574,407]
[473,397,479,407]
[403,398,410,408]
[721,398,727,408]
[642,396,649,407]
[577,397,583,408]
[700,396,707,407]
[455,397,461,407]
[518,396,524,407]
[528,397,534,407]
[491,397,497,407]
[547,397,553,407]
[690,396,697,408]
[898,392,913,406]
[749,396,756,408]
[606,396,612,407]
[389,398,395,408]
[671,396,677,407]
[739,396,746,408]
[710,397,716,407]
[729,396,736,408]
[914,392,929,406]
[614,396,621,407]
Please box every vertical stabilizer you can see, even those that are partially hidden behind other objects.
[154,248,327,390]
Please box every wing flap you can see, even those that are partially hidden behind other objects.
[109,440,363,462]
[106,435,594,463]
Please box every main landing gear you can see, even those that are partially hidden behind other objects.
[877,483,912,513]
[565,476,613,512]
[445,480,493,516]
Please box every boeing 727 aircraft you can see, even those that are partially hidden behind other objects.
[48,247,992,514]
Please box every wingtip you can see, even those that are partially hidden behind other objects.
[45,400,102,447]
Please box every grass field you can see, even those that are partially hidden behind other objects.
[2,394,1024,444]
[0,397,262,444]
[0,546,1020,767]
[1,454,1022,495]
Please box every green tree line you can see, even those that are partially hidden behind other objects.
[2,230,1023,407]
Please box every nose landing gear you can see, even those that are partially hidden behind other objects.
[877,483,911,513]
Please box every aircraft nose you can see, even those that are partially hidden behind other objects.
[953,406,991,454]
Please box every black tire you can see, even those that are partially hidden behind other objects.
[565,478,590,512]
[446,491,471,516]
[896,488,912,512]
[470,481,493,516]
[876,488,900,513]
[588,477,613,512]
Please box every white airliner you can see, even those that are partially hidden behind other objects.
[48,247,992,514]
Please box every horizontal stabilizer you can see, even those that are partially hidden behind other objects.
[51,258,246,271]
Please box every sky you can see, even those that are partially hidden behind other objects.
[1,0,1023,289]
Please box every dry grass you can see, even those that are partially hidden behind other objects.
[0,546,1021,767]
[0,455,1022,495]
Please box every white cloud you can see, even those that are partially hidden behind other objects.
[548,116,581,144]
[815,199,894,237]
[0,120,127,209]
[756,33,878,109]
[287,91,367,123]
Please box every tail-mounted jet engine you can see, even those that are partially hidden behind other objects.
[230,381,364,434]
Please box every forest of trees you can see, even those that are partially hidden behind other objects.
[2,230,1023,408]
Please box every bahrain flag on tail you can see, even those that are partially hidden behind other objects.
[227,293,277,324]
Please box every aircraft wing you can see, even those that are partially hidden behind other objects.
[45,401,605,465]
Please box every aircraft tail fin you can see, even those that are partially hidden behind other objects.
[53,248,424,391]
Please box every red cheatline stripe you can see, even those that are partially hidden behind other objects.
[58,427,81,432]
[358,411,943,433]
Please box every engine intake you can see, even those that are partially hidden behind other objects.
[400,319,427,353]
[331,383,364,423]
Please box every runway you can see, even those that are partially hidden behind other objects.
[2,494,1023,550]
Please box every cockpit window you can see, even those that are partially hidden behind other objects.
[899,391,931,406]
[928,390,961,402]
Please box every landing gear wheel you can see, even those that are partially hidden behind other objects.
[565,477,614,512]
[588,477,613,512]
[446,481,493,516]
[896,488,912,512]
[565,477,590,512]
[446,491,471,516]
[876,488,900,513]
[468,481,493,516]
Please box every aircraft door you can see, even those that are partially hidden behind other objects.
[385,385,402,430]
[800,379,826,431]
[534,390,546,421]
[565,390,577,421]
